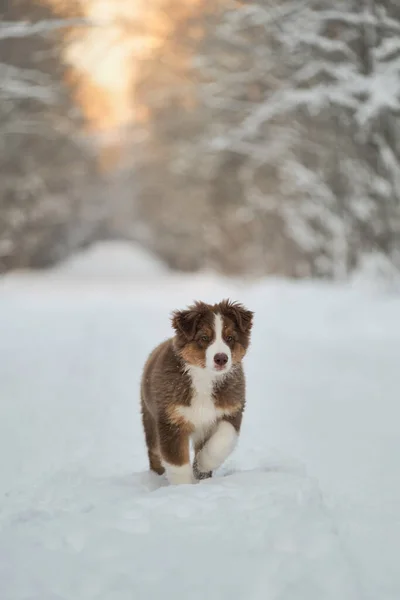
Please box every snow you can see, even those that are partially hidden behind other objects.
[47,240,167,281]
[1,244,400,600]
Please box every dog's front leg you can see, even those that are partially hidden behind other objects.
[159,416,193,485]
[195,414,241,477]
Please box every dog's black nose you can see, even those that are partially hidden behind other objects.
[214,353,228,367]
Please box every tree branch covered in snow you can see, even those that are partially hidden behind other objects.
[0,18,95,40]
[0,63,55,103]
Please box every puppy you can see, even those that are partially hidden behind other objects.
[140,299,253,484]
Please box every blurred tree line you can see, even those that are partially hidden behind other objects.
[0,0,104,271]
[1,0,400,278]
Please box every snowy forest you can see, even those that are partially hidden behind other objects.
[1,0,400,278]
[2,4,400,599]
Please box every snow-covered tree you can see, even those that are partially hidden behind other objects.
[197,0,400,277]
[0,4,100,272]
[133,0,400,277]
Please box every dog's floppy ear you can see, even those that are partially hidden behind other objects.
[171,304,205,340]
[220,299,253,333]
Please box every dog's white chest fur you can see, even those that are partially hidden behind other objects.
[177,366,223,432]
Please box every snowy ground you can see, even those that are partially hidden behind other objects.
[1,243,399,600]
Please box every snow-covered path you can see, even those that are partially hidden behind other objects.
[1,260,399,599]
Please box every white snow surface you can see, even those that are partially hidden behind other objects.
[1,247,399,600]
[49,241,167,280]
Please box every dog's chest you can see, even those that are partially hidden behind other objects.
[178,367,222,431]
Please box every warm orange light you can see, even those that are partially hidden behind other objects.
[41,0,225,169]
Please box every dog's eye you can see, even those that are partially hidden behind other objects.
[226,335,234,342]
[201,335,209,342]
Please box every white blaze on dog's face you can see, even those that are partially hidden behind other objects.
[205,313,232,375]
[171,300,253,375]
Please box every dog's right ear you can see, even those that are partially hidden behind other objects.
[171,305,203,340]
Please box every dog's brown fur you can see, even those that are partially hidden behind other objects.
[140,300,253,483]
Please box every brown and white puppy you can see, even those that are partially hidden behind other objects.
[140,299,253,485]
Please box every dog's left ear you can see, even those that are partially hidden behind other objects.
[221,300,253,333]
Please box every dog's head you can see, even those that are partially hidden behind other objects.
[172,299,253,376]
